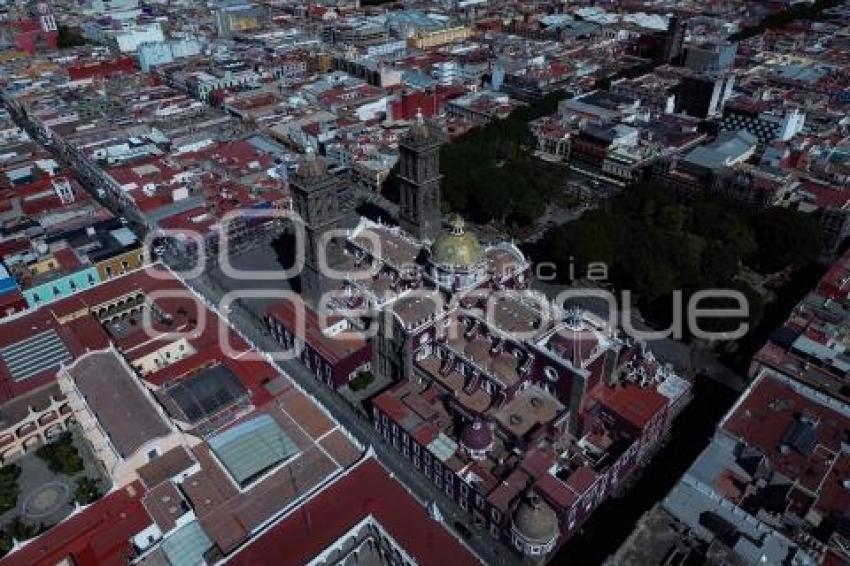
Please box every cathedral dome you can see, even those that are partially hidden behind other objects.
[512,491,559,546]
[459,419,492,453]
[430,214,484,268]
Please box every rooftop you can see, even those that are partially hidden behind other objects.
[64,349,173,458]
[230,457,479,566]
[208,413,300,489]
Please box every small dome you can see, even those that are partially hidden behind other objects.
[512,491,559,545]
[430,215,484,267]
[460,419,492,452]
[296,147,326,180]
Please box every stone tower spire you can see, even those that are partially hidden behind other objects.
[290,148,341,307]
[398,114,443,242]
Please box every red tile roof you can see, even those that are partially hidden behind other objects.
[564,465,598,497]
[722,373,850,500]
[230,457,479,566]
[267,300,368,365]
[2,482,150,566]
[593,382,669,430]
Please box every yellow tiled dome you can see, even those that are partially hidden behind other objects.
[430,214,484,267]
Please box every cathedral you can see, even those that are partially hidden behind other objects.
[269,116,691,562]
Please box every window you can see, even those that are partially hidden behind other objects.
[53,286,61,297]
[147,448,159,461]
[87,273,95,284]
[105,266,112,278]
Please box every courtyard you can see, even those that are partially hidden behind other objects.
[0,429,108,555]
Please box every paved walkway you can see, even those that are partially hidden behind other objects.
[0,431,109,531]
[0,454,75,529]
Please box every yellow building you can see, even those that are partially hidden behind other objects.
[94,245,146,281]
[407,26,471,49]
[309,52,333,74]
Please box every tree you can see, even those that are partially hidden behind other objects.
[689,282,764,336]
[349,371,375,392]
[751,208,821,273]
[0,464,21,514]
[36,433,84,475]
[701,242,740,286]
[0,519,38,557]
[437,91,571,227]
[57,25,87,49]
[74,477,102,505]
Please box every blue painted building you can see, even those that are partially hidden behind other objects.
[23,267,101,308]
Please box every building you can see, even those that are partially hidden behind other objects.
[446,90,518,125]
[661,16,686,63]
[212,456,479,566]
[750,248,850,404]
[0,383,73,463]
[137,39,204,72]
[58,348,186,487]
[0,263,478,564]
[215,0,267,37]
[397,114,443,242]
[0,2,58,55]
[676,72,735,119]
[84,21,165,53]
[266,300,371,390]
[663,367,850,565]
[406,26,471,49]
[290,149,344,307]
[657,130,759,200]
[684,41,738,73]
[721,99,806,144]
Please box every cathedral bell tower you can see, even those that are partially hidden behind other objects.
[398,111,443,242]
[290,147,342,308]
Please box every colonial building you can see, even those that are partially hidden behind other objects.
[263,116,691,561]
[58,348,190,487]
[397,112,443,242]
[290,148,344,308]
